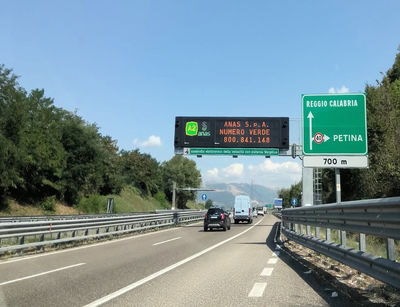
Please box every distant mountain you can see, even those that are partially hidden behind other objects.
[197,183,277,209]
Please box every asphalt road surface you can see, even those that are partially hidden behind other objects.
[0,214,349,306]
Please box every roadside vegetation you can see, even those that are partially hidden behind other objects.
[0,65,201,214]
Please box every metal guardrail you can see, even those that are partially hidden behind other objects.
[0,210,200,223]
[281,197,400,289]
[0,211,205,255]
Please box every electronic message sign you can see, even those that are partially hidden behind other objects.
[174,117,289,151]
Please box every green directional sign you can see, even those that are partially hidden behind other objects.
[183,148,279,156]
[302,93,368,155]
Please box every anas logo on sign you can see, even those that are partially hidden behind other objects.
[198,121,211,136]
[185,122,198,136]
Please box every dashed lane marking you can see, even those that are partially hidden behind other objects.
[267,258,279,264]
[0,263,85,286]
[248,282,267,297]
[260,268,274,277]
[153,237,181,246]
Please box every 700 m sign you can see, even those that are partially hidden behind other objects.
[303,155,369,168]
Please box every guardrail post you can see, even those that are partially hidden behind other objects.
[300,224,304,235]
[387,238,395,261]
[85,229,89,236]
[19,236,24,245]
[340,230,346,247]
[359,233,366,252]
[316,227,320,239]
[72,231,76,238]
[306,225,311,236]
[295,224,299,234]
[40,234,45,242]
[326,228,331,242]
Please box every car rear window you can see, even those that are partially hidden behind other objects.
[207,208,222,215]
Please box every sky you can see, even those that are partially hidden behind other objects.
[1,1,400,190]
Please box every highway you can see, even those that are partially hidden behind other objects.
[0,215,348,306]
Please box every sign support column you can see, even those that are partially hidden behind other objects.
[302,168,313,206]
[172,181,176,210]
[335,169,341,203]
[336,168,346,246]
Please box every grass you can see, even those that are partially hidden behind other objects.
[0,200,77,216]
[0,186,204,216]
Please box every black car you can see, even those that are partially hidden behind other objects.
[204,207,231,231]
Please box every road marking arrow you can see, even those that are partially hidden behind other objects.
[323,134,330,142]
[307,112,314,150]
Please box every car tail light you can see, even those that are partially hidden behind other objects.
[221,213,225,220]
[204,214,207,219]
[249,208,251,216]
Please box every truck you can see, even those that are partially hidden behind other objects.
[233,195,253,224]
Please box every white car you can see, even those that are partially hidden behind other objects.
[257,209,264,216]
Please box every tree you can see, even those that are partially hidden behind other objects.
[12,89,67,202]
[278,181,302,208]
[59,114,106,203]
[161,155,201,209]
[99,136,123,195]
[0,66,26,202]
[119,149,162,196]
[205,199,213,209]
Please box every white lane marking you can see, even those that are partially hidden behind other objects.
[84,219,264,307]
[248,282,267,297]
[260,267,274,277]
[0,263,85,286]
[153,237,181,246]
[0,225,189,265]
[267,258,278,264]
[272,251,280,257]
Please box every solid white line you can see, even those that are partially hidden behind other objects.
[272,251,280,257]
[260,267,274,277]
[0,263,85,286]
[248,282,267,297]
[0,226,181,265]
[84,219,264,307]
[153,237,181,246]
[268,258,278,264]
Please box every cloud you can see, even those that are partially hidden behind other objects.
[207,168,219,179]
[203,159,302,190]
[328,86,349,94]
[249,159,301,174]
[133,135,162,148]
[222,163,244,177]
